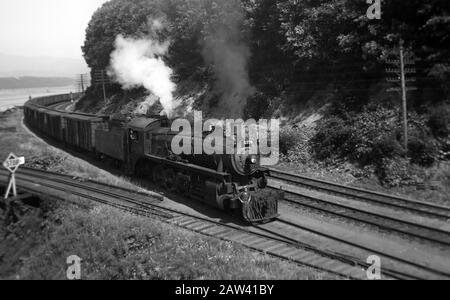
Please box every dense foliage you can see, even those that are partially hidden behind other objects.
[82,0,450,105]
[81,0,450,185]
[310,103,450,185]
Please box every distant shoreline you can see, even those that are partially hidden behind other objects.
[0,85,77,112]
[0,76,76,90]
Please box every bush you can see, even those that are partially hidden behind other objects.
[377,158,425,187]
[311,105,443,185]
[279,126,303,155]
[311,106,442,169]
[311,117,353,160]
[428,106,450,138]
[312,107,401,164]
[371,136,404,163]
[347,108,398,163]
[408,137,438,166]
[280,125,315,163]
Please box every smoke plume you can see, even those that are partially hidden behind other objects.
[202,5,254,118]
[108,30,177,117]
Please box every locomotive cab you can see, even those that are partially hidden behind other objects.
[126,116,170,171]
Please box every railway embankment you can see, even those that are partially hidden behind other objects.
[0,107,333,280]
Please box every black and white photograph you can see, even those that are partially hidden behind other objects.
[0,0,449,285]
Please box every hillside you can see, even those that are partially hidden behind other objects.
[75,0,449,192]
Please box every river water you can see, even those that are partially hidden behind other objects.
[0,86,75,112]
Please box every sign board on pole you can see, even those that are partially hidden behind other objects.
[3,153,25,199]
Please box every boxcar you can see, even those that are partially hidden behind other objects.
[36,108,47,133]
[23,106,34,127]
[64,115,105,152]
[46,110,64,142]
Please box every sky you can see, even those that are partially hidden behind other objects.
[0,0,109,60]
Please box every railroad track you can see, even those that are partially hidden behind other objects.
[269,218,450,280]
[1,168,450,279]
[268,168,450,245]
[282,190,450,246]
[268,168,450,220]
[0,168,368,280]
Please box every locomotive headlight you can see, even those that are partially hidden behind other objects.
[250,155,257,164]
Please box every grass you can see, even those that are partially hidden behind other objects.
[10,202,333,280]
[0,108,335,280]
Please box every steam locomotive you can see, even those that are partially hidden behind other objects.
[23,93,279,223]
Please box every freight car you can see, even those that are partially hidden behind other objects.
[64,115,105,151]
[24,93,106,151]
[24,94,279,223]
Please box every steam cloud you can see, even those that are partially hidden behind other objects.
[202,6,254,118]
[109,32,177,117]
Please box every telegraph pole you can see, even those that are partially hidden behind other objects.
[399,41,408,150]
[94,69,110,102]
[386,40,417,150]
[80,74,85,93]
[101,71,107,102]
[76,74,89,94]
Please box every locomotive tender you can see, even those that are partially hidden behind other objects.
[23,93,279,222]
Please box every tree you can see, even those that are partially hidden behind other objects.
[83,0,162,71]
[81,0,450,112]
